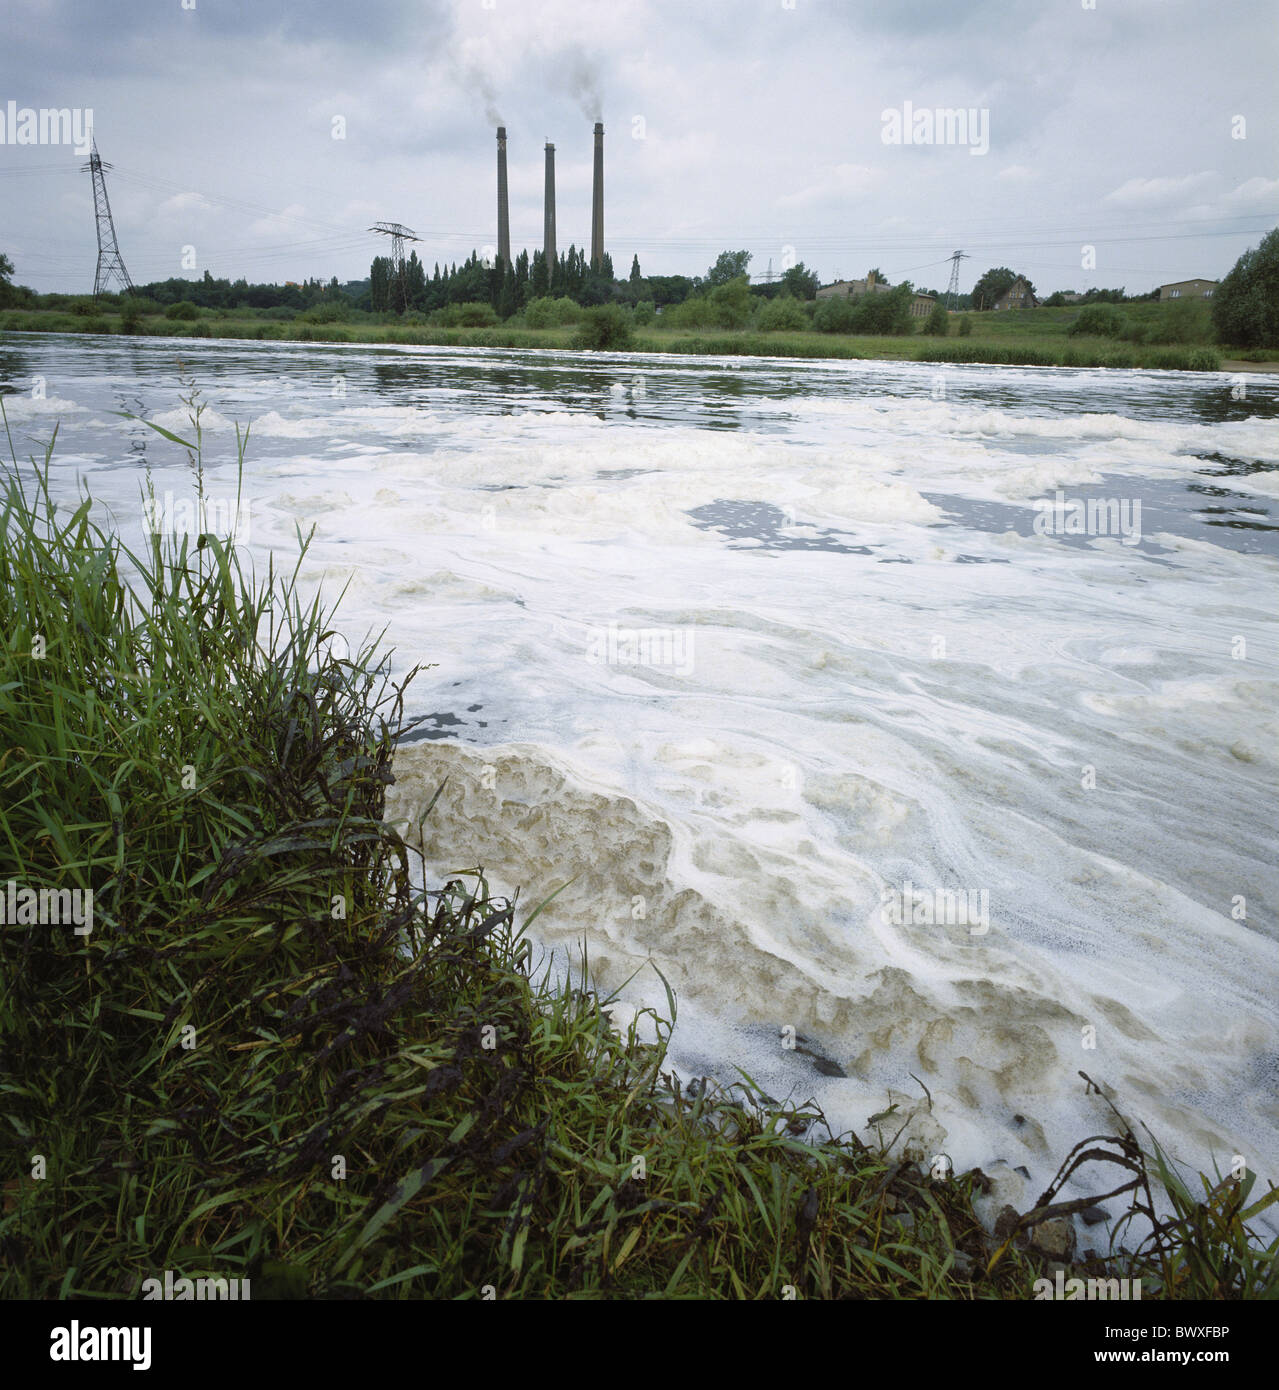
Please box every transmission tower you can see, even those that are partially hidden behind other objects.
[369,222,420,312]
[945,250,969,310]
[80,139,134,299]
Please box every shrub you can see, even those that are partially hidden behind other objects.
[633,299,656,327]
[754,296,809,332]
[573,303,634,351]
[83,317,111,335]
[813,295,859,333]
[1187,348,1221,371]
[957,315,973,337]
[301,302,348,324]
[438,301,499,328]
[189,322,212,337]
[923,301,949,336]
[524,296,581,328]
[164,301,201,322]
[1068,303,1127,338]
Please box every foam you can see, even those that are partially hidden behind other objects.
[11,338,1278,1221]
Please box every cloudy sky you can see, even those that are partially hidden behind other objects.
[1,0,1276,297]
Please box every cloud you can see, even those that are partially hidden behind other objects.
[1219,176,1279,213]
[1102,173,1216,207]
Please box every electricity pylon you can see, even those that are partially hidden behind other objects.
[369,222,420,313]
[81,139,134,298]
[946,250,969,310]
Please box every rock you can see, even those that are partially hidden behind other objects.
[1081,1204,1110,1226]
[973,1161,1027,1235]
[896,1212,916,1231]
[1030,1217,1077,1261]
[1014,1165,1031,1180]
[993,1205,1021,1243]
[951,1251,975,1278]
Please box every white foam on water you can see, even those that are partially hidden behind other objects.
[9,340,1278,1223]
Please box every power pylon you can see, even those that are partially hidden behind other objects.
[369,222,420,313]
[81,139,134,298]
[946,250,969,310]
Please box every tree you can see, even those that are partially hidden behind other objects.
[1213,227,1279,348]
[923,299,949,336]
[780,262,819,300]
[0,252,14,308]
[706,250,752,287]
[369,256,391,312]
[630,254,642,283]
[972,266,1017,310]
[404,251,427,311]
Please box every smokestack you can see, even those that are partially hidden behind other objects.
[590,121,604,271]
[544,142,557,288]
[496,126,511,267]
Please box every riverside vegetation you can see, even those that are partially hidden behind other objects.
[1,391,1276,1300]
[5,293,1272,372]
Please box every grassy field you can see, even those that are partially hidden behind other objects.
[1,391,1275,1300]
[5,299,1276,370]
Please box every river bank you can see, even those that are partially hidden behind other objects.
[7,303,1276,372]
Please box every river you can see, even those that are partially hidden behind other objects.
[3,330,1277,1215]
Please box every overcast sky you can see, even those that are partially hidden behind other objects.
[1,0,1276,296]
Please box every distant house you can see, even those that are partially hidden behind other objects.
[816,271,893,300]
[910,292,937,319]
[1158,278,1217,301]
[992,276,1037,311]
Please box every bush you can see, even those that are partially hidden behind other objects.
[82,317,111,335]
[957,315,973,337]
[812,296,859,333]
[1187,348,1222,371]
[1212,227,1279,349]
[573,304,634,351]
[301,302,348,324]
[1068,303,1127,338]
[189,322,212,337]
[754,296,809,332]
[523,296,581,328]
[437,301,499,328]
[923,301,949,336]
[633,299,656,327]
[164,301,201,322]
[262,306,298,322]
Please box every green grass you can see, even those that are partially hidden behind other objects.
[0,391,1275,1299]
[5,303,1270,369]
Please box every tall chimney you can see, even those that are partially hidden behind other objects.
[496,126,511,267]
[544,142,556,288]
[590,121,604,271]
